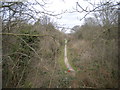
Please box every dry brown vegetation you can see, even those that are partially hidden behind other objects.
[67,20,118,88]
[2,19,67,88]
[1,0,119,88]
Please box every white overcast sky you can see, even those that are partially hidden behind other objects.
[35,0,118,33]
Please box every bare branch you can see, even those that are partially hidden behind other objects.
[1,33,54,38]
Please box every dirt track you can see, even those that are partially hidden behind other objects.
[64,39,75,72]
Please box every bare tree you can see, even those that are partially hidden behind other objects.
[40,15,51,25]
[1,0,66,88]
[84,17,97,26]
[1,0,66,32]
[92,1,118,29]
[74,0,119,23]
[71,25,80,33]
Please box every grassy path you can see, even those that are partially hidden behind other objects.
[64,39,75,72]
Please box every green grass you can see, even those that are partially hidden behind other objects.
[58,46,68,71]
[23,81,33,88]
[67,47,77,71]
[58,44,77,72]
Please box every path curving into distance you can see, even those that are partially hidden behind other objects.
[64,39,75,72]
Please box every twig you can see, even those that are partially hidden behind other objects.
[48,61,57,88]
[2,52,30,57]
[0,33,54,38]
[48,51,57,88]
[16,56,32,87]
[11,55,23,70]
[17,36,41,61]
[16,66,26,87]
[14,35,49,71]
